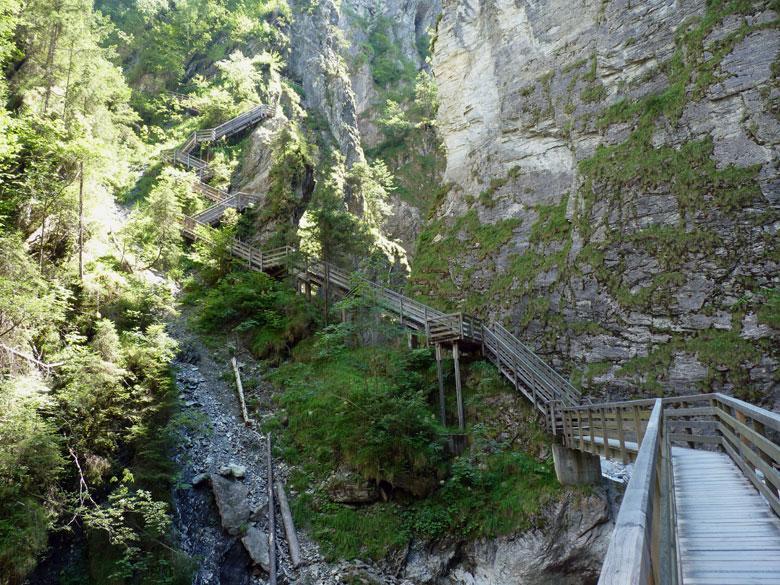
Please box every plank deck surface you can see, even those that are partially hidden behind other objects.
[673,447,780,585]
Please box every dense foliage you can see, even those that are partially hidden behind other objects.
[187,269,316,360]
[266,311,559,561]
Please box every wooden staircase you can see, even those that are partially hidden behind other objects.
[164,98,780,585]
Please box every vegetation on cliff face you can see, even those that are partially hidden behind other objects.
[409,0,778,400]
[264,305,558,561]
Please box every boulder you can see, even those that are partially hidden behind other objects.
[192,472,210,487]
[324,469,379,504]
[219,463,247,479]
[241,526,271,571]
[210,474,250,535]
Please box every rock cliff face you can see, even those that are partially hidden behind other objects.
[279,0,442,251]
[288,0,366,165]
[403,487,614,585]
[412,0,779,403]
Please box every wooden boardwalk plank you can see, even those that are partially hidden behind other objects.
[673,447,780,585]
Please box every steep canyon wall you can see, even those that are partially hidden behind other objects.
[414,0,779,403]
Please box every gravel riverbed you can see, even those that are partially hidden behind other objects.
[168,315,409,585]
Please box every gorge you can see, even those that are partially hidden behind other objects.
[0,0,777,584]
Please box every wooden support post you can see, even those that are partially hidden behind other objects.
[588,409,596,456]
[453,342,465,432]
[399,297,404,327]
[304,280,311,301]
[274,481,301,568]
[231,357,250,425]
[407,331,417,350]
[683,400,695,449]
[616,407,628,464]
[266,434,277,585]
[753,420,780,499]
[550,400,557,436]
[633,405,644,446]
[435,343,446,426]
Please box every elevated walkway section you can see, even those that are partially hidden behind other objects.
[165,100,780,585]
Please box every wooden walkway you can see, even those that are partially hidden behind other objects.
[673,447,780,585]
[164,100,780,585]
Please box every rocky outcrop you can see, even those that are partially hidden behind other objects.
[413,0,779,403]
[338,0,441,147]
[288,0,365,165]
[210,473,251,536]
[235,113,286,197]
[404,488,614,584]
[324,468,381,504]
[241,526,271,571]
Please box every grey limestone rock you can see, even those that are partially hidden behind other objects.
[211,474,250,536]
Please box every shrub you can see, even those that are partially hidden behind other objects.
[271,340,448,496]
[190,270,316,359]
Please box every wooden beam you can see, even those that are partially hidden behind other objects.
[274,481,301,568]
[435,343,446,426]
[0,343,63,370]
[231,357,250,425]
[453,342,464,432]
[267,434,277,585]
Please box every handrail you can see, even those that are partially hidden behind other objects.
[598,399,678,585]
[561,392,780,516]
[180,212,780,531]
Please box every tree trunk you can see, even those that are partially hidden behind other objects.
[78,162,84,280]
[324,261,330,323]
[39,214,46,270]
[43,23,62,115]
[63,41,75,125]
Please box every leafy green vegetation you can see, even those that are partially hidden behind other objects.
[757,288,780,329]
[265,313,560,561]
[410,210,521,309]
[367,72,445,212]
[616,328,769,400]
[187,270,316,360]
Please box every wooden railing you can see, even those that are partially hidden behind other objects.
[193,181,228,202]
[598,399,678,585]
[560,393,780,514]
[230,241,294,272]
[193,192,261,224]
[191,104,273,144]
[482,323,581,418]
[561,393,780,584]
[425,313,483,343]
[708,394,780,515]
[560,397,658,462]
[164,149,212,179]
